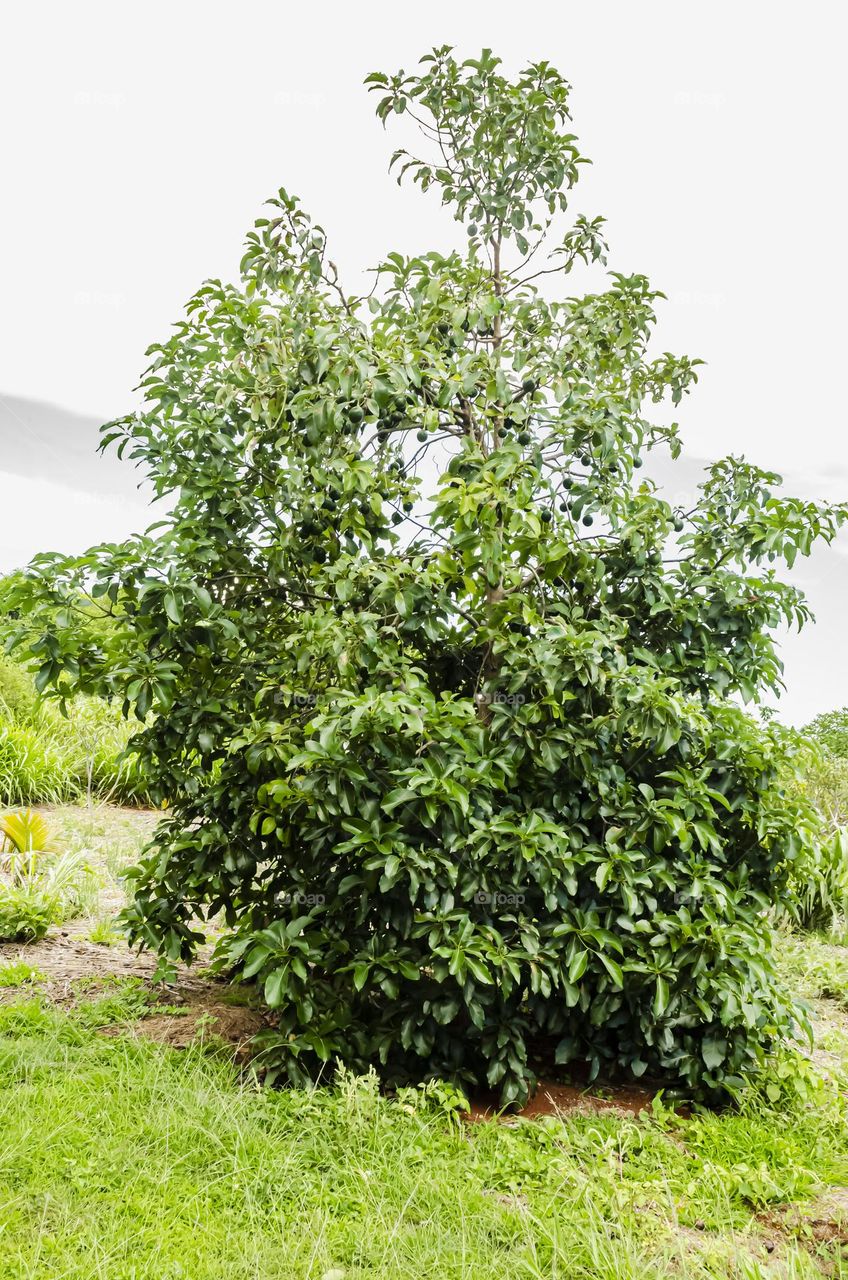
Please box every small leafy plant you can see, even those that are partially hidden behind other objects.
[0,886,56,944]
[0,958,47,987]
[88,916,122,946]
[0,809,95,941]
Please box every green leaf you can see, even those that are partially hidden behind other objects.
[702,1035,727,1071]
[568,948,588,983]
[598,954,624,988]
[163,591,183,625]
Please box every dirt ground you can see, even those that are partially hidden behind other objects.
[0,920,265,1049]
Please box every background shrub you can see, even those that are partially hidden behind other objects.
[0,654,37,721]
[803,707,848,759]
[36,697,147,804]
[0,721,74,805]
[785,746,848,931]
[0,650,146,807]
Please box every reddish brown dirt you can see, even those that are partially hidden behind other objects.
[465,1078,657,1122]
[521,1079,655,1117]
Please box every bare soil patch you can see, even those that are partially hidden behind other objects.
[1,920,269,1056]
[759,1186,848,1249]
[465,1077,657,1122]
[1,804,272,1055]
[1,919,178,991]
[100,997,267,1059]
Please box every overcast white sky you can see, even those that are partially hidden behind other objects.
[1,0,846,723]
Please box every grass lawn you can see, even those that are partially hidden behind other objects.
[3,806,848,1277]
[0,977,847,1278]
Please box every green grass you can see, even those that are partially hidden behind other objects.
[87,916,123,946]
[0,655,148,806]
[2,987,848,1278]
[3,802,848,1276]
[0,959,45,988]
[776,926,848,1007]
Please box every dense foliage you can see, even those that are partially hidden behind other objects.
[0,654,37,721]
[8,49,848,1102]
[0,580,146,806]
[804,708,848,760]
[785,743,848,931]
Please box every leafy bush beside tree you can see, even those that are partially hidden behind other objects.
[8,49,848,1102]
[0,654,38,721]
[804,708,848,760]
[784,741,848,931]
[0,640,147,806]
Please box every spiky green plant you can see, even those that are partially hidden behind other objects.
[0,810,97,941]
